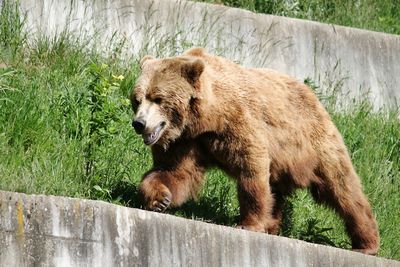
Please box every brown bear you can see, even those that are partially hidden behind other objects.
[130,47,379,255]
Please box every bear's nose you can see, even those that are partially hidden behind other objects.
[132,119,146,134]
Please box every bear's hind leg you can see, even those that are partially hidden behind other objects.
[266,190,285,235]
[310,175,380,255]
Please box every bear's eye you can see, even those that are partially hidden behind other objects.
[131,98,140,110]
[153,97,162,105]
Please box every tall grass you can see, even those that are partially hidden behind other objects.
[198,0,400,35]
[0,0,399,260]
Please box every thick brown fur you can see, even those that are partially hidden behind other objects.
[131,47,379,255]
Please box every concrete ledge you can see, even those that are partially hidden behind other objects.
[0,191,398,266]
[15,0,400,108]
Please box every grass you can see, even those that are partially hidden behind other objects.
[0,0,399,260]
[197,0,400,35]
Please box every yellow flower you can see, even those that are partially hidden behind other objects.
[121,98,130,106]
[112,74,124,81]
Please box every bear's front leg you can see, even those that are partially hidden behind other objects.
[236,174,275,233]
[140,166,206,212]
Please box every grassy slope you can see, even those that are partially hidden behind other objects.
[1,0,399,260]
[197,0,400,35]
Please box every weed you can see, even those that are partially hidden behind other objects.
[0,0,26,57]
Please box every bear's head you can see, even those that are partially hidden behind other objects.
[130,55,204,147]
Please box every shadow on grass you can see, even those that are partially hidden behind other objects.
[169,199,239,226]
[109,180,143,209]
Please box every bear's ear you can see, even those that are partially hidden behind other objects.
[182,59,205,87]
[140,55,155,69]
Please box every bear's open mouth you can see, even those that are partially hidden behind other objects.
[143,122,166,145]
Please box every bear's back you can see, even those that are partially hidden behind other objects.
[184,48,335,143]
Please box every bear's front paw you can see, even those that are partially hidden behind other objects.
[148,191,172,212]
[140,171,173,212]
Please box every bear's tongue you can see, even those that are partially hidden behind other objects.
[143,131,158,145]
[143,123,164,145]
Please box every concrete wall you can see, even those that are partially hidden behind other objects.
[15,0,400,108]
[0,190,398,266]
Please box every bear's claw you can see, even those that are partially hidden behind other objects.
[150,196,171,212]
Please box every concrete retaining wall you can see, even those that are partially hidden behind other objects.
[0,190,398,266]
[14,0,400,108]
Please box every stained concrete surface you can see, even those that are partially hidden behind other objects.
[0,191,399,266]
